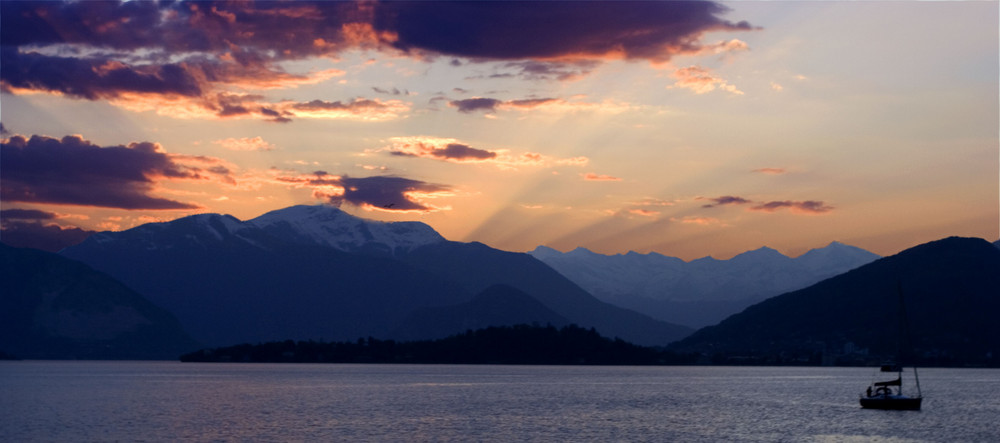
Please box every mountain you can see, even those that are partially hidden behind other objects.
[61,205,691,347]
[670,237,1000,366]
[388,284,571,341]
[0,243,199,359]
[528,241,880,327]
[248,204,444,256]
[398,241,692,345]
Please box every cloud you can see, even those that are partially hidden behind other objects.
[0,220,95,252]
[214,136,275,152]
[582,173,622,182]
[372,86,409,96]
[286,98,411,121]
[490,60,601,81]
[333,175,452,212]
[1,1,754,120]
[671,65,743,95]
[1,208,95,252]
[449,98,504,113]
[0,208,59,221]
[1,134,233,210]
[448,96,561,114]
[628,209,657,217]
[272,170,452,213]
[750,200,834,214]
[700,195,752,208]
[700,195,834,214]
[752,167,786,175]
[383,136,588,169]
[376,1,754,62]
[629,197,676,207]
[672,216,725,226]
[385,136,498,163]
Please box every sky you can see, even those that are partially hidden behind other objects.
[1,0,997,260]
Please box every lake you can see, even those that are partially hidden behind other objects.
[1,362,998,442]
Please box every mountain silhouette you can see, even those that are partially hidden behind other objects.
[60,205,691,347]
[670,237,1000,366]
[1,243,199,359]
[530,242,880,327]
[388,284,570,341]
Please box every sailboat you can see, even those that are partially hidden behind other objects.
[859,364,922,410]
[859,283,923,410]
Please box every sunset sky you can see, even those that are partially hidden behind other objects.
[2,0,997,260]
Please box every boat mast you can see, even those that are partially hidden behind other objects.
[897,281,921,398]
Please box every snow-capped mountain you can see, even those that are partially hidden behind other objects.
[60,204,691,347]
[248,205,445,255]
[78,204,445,257]
[528,242,881,327]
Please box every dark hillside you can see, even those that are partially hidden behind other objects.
[0,244,199,359]
[670,237,1000,366]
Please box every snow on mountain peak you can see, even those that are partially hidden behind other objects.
[248,204,444,254]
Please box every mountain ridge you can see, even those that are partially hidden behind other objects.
[60,204,691,347]
[528,241,881,327]
[670,236,1000,366]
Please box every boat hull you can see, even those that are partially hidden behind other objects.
[859,395,922,410]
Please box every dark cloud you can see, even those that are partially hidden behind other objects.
[751,200,834,214]
[701,195,752,208]
[448,97,558,114]
[0,208,58,220]
[392,143,497,161]
[438,143,496,161]
[0,134,223,210]
[372,86,407,96]
[700,196,833,214]
[274,171,452,212]
[374,1,754,61]
[1,1,752,121]
[292,99,388,112]
[0,1,361,58]
[450,98,503,113]
[330,175,451,212]
[495,61,601,81]
[0,47,203,100]
[0,221,94,252]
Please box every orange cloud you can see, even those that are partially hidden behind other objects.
[628,209,658,217]
[752,167,786,175]
[670,65,743,95]
[384,136,589,170]
[582,173,622,182]
[214,137,276,152]
[672,216,726,226]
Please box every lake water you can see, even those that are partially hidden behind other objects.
[1,362,998,442]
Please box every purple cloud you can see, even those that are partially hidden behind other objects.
[494,61,601,81]
[751,200,834,214]
[0,134,233,210]
[329,175,451,212]
[374,1,754,61]
[1,1,753,122]
[448,97,559,114]
[701,195,752,208]
[0,220,94,252]
[274,171,453,213]
[449,98,503,113]
[0,208,58,221]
